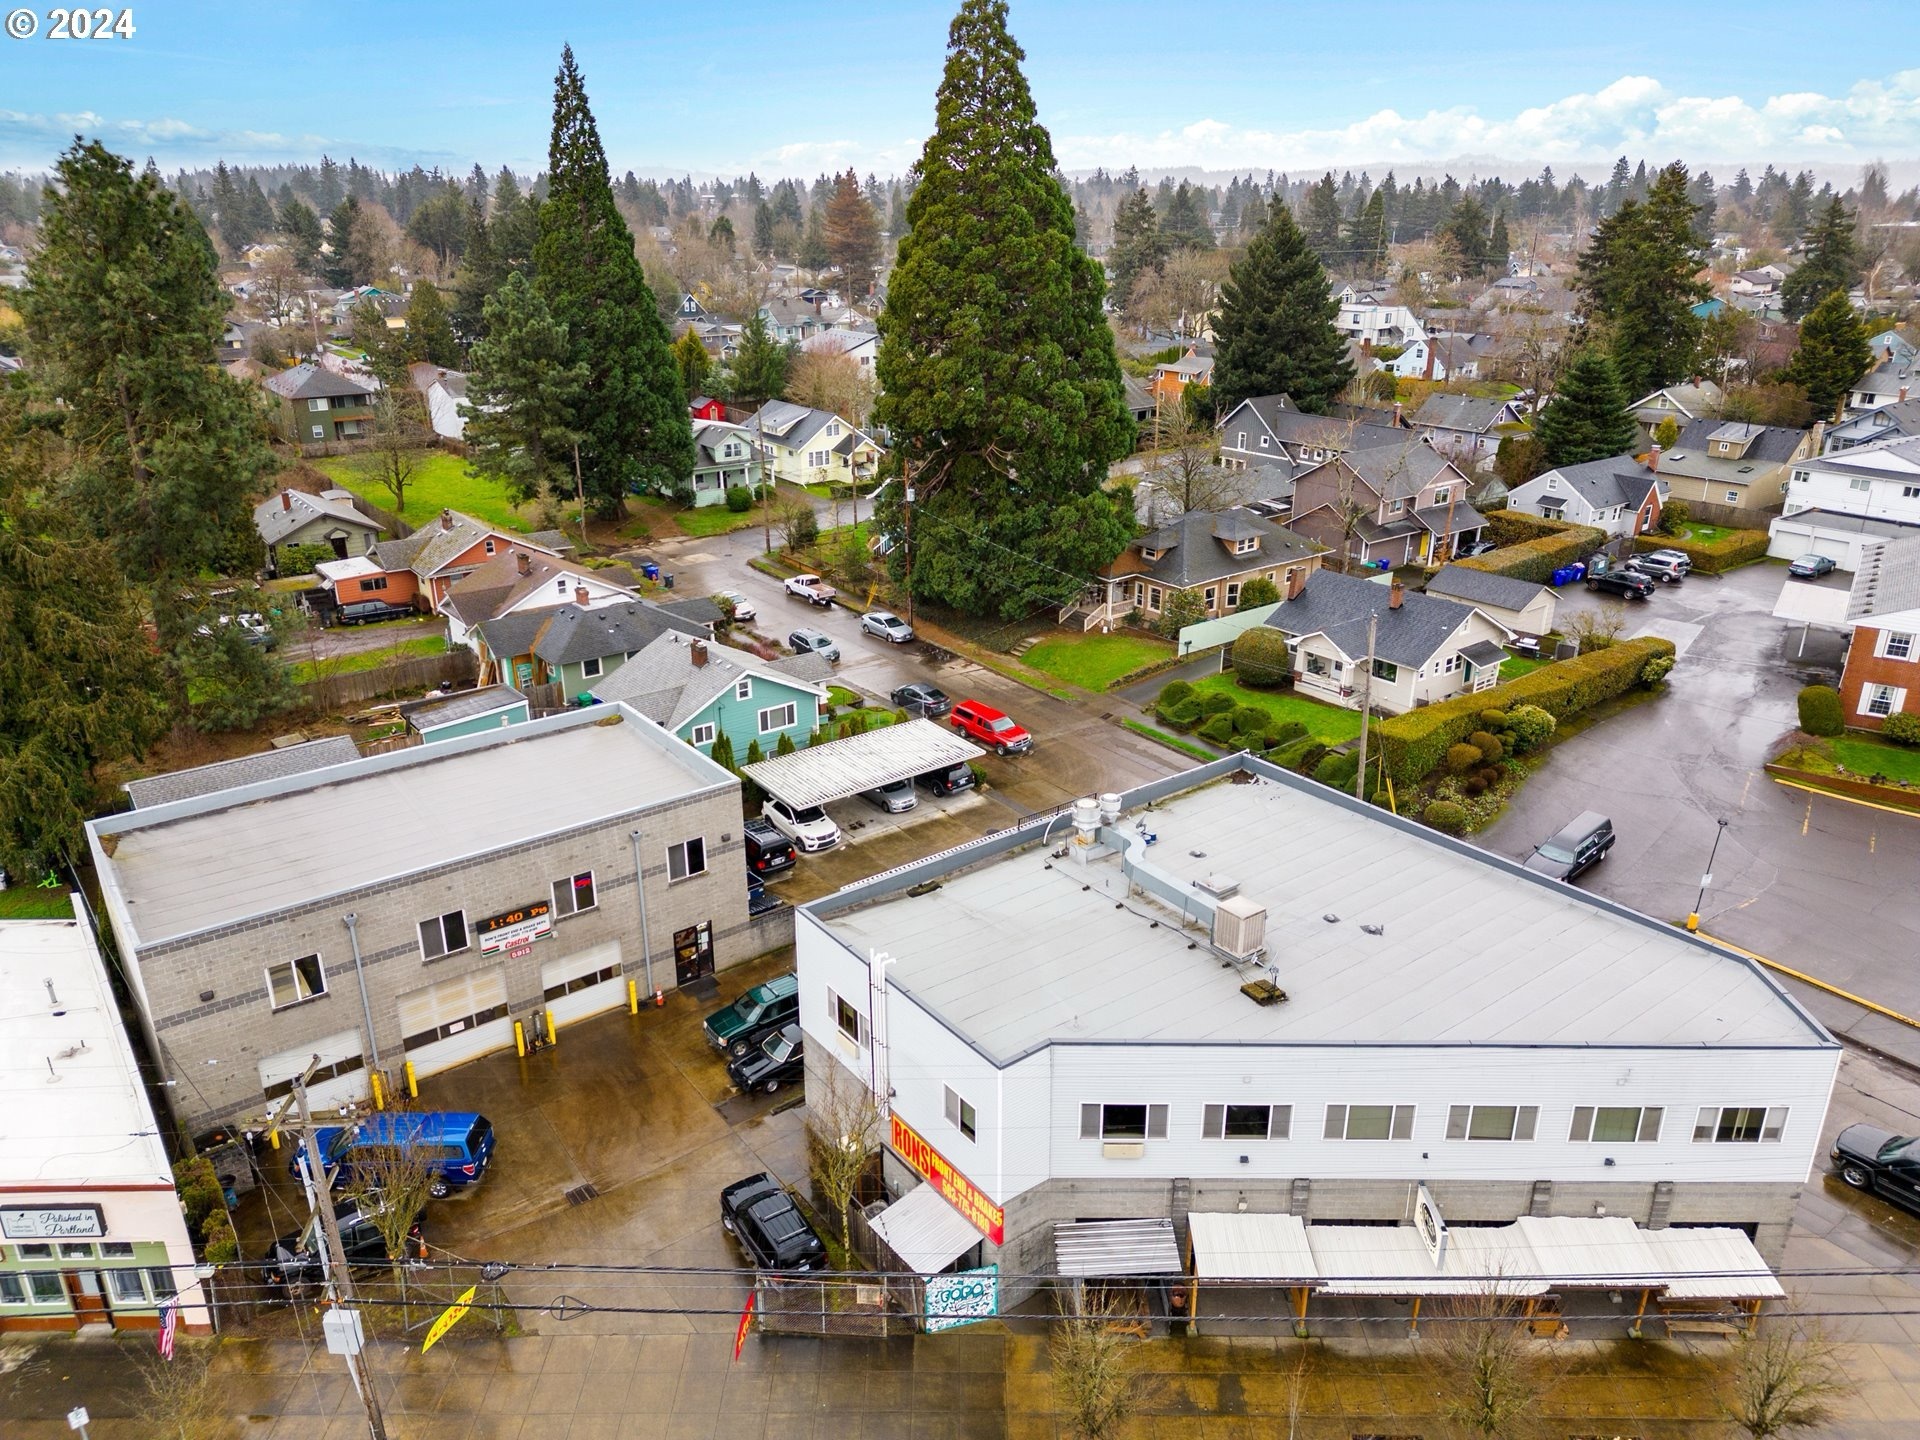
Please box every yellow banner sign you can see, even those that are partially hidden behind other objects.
[889,1114,1004,1244]
[421,1284,478,1353]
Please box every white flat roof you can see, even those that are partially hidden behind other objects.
[869,1182,981,1276]
[91,708,731,947]
[816,766,1830,1059]
[315,555,383,582]
[0,917,172,1187]
[1310,1224,1549,1297]
[1188,1212,1316,1282]
[741,718,983,809]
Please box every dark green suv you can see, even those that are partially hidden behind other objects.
[703,973,799,1058]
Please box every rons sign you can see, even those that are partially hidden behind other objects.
[889,1114,1004,1246]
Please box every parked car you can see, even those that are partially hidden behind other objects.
[1625,553,1687,583]
[1586,569,1655,600]
[787,628,841,663]
[1640,547,1694,574]
[704,973,800,1057]
[950,699,1033,755]
[307,1112,495,1200]
[1522,812,1615,882]
[726,1023,805,1095]
[1788,553,1838,579]
[260,1197,425,1290]
[860,610,915,643]
[334,599,416,626]
[1832,1124,1920,1212]
[743,816,796,876]
[1455,539,1499,558]
[716,589,757,623]
[916,762,977,797]
[719,1172,826,1271]
[892,682,952,718]
[784,573,837,607]
[864,778,918,813]
[198,612,274,649]
[762,796,840,852]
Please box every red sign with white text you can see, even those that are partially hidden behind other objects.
[889,1113,1004,1246]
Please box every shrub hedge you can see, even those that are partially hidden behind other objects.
[1424,800,1468,833]
[1632,527,1769,574]
[1797,684,1843,737]
[1884,712,1920,745]
[1457,512,1608,584]
[1376,635,1677,783]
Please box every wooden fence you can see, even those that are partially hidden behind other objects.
[297,649,476,711]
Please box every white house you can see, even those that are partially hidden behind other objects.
[1423,564,1558,637]
[795,758,1837,1311]
[799,326,880,378]
[1769,435,1920,567]
[1336,298,1424,350]
[1507,453,1664,538]
[1848,360,1914,418]
[1729,265,1785,298]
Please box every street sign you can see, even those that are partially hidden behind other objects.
[422,1285,479,1353]
[66,1407,89,1432]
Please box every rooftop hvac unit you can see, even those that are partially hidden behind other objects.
[1212,894,1267,960]
[1194,873,1240,900]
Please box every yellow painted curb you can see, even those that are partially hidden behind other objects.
[1696,929,1920,1032]
[1768,773,1920,820]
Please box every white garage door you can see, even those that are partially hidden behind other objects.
[260,1030,368,1114]
[541,941,625,1026]
[398,967,511,1079]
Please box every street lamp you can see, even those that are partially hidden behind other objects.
[1686,818,1730,933]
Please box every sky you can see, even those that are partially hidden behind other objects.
[1,1,1916,182]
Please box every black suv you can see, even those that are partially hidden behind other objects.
[743,816,796,876]
[261,1198,424,1290]
[1522,812,1615,881]
[1833,1125,1920,1215]
[916,763,976,797]
[720,1173,826,1271]
[1586,568,1655,600]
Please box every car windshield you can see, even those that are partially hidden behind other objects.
[794,805,828,824]
[986,716,1016,733]
[1880,1135,1920,1161]
[763,1031,797,1062]
[1536,840,1578,863]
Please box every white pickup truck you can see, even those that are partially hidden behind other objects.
[784,573,837,607]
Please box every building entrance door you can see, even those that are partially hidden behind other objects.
[673,922,714,986]
[64,1270,109,1327]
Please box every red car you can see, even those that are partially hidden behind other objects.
[950,699,1033,755]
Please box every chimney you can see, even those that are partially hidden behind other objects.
[516,551,531,576]
[1286,567,1306,601]
[1648,445,1662,472]
[1389,579,1405,610]
[439,508,454,531]
[280,489,293,511]
[1902,384,1911,404]
[1393,400,1404,428]
[690,639,708,667]
[575,583,589,605]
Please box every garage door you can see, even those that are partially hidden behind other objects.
[1813,535,1853,563]
[260,1030,368,1113]
[398,967,511,1079]
[541,941,625,1026]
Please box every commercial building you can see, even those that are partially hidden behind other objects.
[88,707,775,1138]
[1,912,211,1334]
[797,757,1838,1309]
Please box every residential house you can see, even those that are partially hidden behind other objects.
[312,508,573,616]
[1867,328,1918,368]
[475,597,716,695]
[1628,381,1726,444]
[761,296,839,345]
[588,632,828,759]
[1386,330,1498,382]
[1214,394,1404,473]
[1837,535,1920,729]
[1408,393,1526,469]
[1422,564,1557,638]
[1849,360,1914,418]
[690,395,727,422]
[1148,345,1214,405]
[1082,508,1322,630]
[1730,265,1786,299]
[1288,437,1489,567]
[747,400,884,490]
[1824,399,1920,454]
[408,363,469,442]
[1769,434,1920,567]
[401,685,530,743]
[1135,461,1298,528]
[439,547,639,647]
[1335,296,1425,350]
[1122,374,1157,433]
[676,320,742,360]
[1330,278,1391,305]
[677,292,713,323]
[689,419,765,507]
[1507,453,1664,538]
[1653,419,1817,519]
[799,325,880,380]
[263,362,380,444]
[252,487,385,576]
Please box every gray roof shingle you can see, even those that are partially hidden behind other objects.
[1534,454,1659,511]
[1424,565,1549,612]
[1130,508,1319,588]
[1263,569,1484,668]
[1411,394,1510,434]
[123,736,361,809]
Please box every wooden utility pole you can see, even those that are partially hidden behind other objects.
[1355,611,1378,802]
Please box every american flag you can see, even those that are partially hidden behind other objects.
[157,1297,177,1360]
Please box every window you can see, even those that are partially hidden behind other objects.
[1389,498,1404,513]
[580,655,603,679]
[831,990,867,1046]
[148,1268,178,1299]
[806,449,829,468]
[1882,632,1915,660]
[1203,587,1218,612]
[690,722,717,747]
[1147,586,1164,611]
[0,1273,22,1305]
[1371,658,1398,682]
[1079,1103,1169,1141]
[1259,437,1270,449]
[308,397,329,412]
[484,538,496,555]
[26,1272,63,1303]
[758,701,797,733]
[1234,537,1259,554]
[359,576,388,593]
[551,870,596,917]
[418,910,467,962]
[16,1243,51,1259]
[734,676,752,701]
[59,1242,94,1259]
[1305,653,1331,677]
[267,954,326,1009]
[1324,1104,1415,1140]
[1202,1103,1292,1140]
[1446,1105,1538,1141]
[1851,476,1872,493]
[108,1270,148,1303]
[1570,1106,1663,1143]
[1693,1105,1787,1143]
[667,837,707,882]
[827,422,841,438]
[100,1242,134,1258]
[1863,684,1904,717]
[310,425,325,440]
[1443,654,1461,675]
[1433,487,1451,505]
[1139,547,1162,562]
[944,1086,977,1142]
[1237,431,1248,448]
[1906,486,1920,500]
[1225,583,1241,609]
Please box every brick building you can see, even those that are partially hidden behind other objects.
[1837,535,1920,729]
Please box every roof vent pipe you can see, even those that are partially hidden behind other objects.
[1098,792,1123,826]
[1071,797,1100,848]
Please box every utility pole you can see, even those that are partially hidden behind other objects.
[902,477,915,629]
[1355,611,1377,803]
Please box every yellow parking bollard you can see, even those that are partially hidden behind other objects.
[267,1128,279,1150]
[546,1008,559,1047]
[514,1020,526,1058]
[371,1069,385,1111]
[404,1060,418,1099]
[628,979,639,1014]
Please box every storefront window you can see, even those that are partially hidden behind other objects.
[148,1267,178,1299]
[59,1242,95,1259]
[109,1270,148,1303]
[27,1272,65,1303]
[0,1273,23,1304]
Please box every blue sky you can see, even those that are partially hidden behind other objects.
[2,1,1915,179]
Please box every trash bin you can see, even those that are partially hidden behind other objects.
[662,573,675,590]
[640,562,661,581]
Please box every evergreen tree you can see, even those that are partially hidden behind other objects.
[1342,189,1388,274]
[1159,181,1215,251]
[752,200,776,258]
[798,205,829,268]
[1212,202,1354,414]
[490,169,539,274]
[1534,351,1638,466]
[210,162,244,252]
[873,0,1135,618]
[673,326,712,398]
[279,196,323,273]
[729,311,791,405]
[824,168,882,295]
[464,271,590,506]
[1237,191,1268,243]
[1302,173,1342,259]
[532,47,692,515]
[1782,199,1859,321]
[406,280,460,367]
[406,188,470,268]
[451,199,498,343]
[1487,211,1511,273]
[1106,187,1166,311]
[1781,289,1872,420]
[316,154,343,210]
[1437,194,1491,274]
[323,195,366,287]
[1573,162,1707,397]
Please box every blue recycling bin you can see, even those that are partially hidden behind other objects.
[640,562,661,581]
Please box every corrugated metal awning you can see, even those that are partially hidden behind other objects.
[740,718,983,809]
[1308,1225,1548,1297]
[869,1182,982,1277]
[1188,1212,1316,1282]
[1055,1218,1183,1278]
[1639,1227,1785,1300]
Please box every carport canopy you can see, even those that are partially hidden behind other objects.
[1055,1218,1184,1278]
[740,717,984,809]
[870,1181,983,1277]
[1187,1212,1316,1283]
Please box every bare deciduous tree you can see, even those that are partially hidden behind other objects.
[339,1109,438,1309]
[786,347,876,430]
[1049,1286,1144,1440]
[141,1347,238,1440]
[1720,1322,1846,1439]
[349,387,431,519]
[1127,249,1227,339]
[1420,1281,1561,1440]
[1566,602,1628,653]
[805,1065,880,1254]
[1137,408,1243,523]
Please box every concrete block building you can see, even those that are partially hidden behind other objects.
[88,707,779,1138]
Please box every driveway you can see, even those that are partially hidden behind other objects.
[1478,561,1920,1063]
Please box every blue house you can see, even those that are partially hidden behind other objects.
[585,632,830,758]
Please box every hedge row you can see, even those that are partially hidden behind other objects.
[1631,527,1769,574]
[1375,635,1677,783]
[1456,513,1608,585]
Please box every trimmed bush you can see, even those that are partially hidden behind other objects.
[725,485,753,512]
[1446,742,1485,774]
[1231,627,1292,687]
[1157,679,1195,707]
[1230,705,1271,738]
[1198,713,1237,744]
[1376,636,1678,783]
[1797,684,1844,737]
[1632,527,1768,575]
[1658,497,1691,534]
[1314,751,1359,789]
[1294,742,1329,775]
[1640,654,1675,686]
[1464,776,1489,796]
[1267,736,1319,769]
[1478,709,1508,730]
[1157,696,1204,730]
[1883,712,1920,746]
[1504,704,1556,753]
[1424,800,1468,833]
[1459,512,1608,584]
[1467,730,1504,763]
[1267,720,1308,748]
[1197,690,1236,717]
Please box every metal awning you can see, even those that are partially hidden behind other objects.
[1639,1227,1785,1300]
[1308,1224,1549,1297]
[740,717,983,809]
[1771,577,1852,628]
[1055,1218,1183,1278]
[869,1182,983,1277]
[1188,1212,1316,1282]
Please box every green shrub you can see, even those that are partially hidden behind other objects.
[1631,527,1768,574]
[775,731,797,756]
[173,1155,223,1235]
[1424,800,1468,833]
[1230,705,1271,738]
[709,732,736,771]
[725,485,753,512]
[744,739,764,764]
[201,1210,238,1265]
[1503,704,1556,753]
[1658,497,1691,534]
[1883,712,1920,746]
[788,508,819,547]
[1313,751,1359,789]
[1464,775,1489,796]
[276,541,338,576]
[1198,713,1237,744]
[1157,679,1195,707]
[1196,690,1236,717]
[1478,709,1508,730]
[1157,588,1207,638]
[1266,720,1307,748]
[1467,730,1504,763]
[1797,684,1843,737]
[1157,697,1204,730]
[1267,736,1319,769]
[1446,742,1485,774]
[1236,576,1281,610]
[1230,626,1292,687]
[1640,654,1675,686]
[1458,513,1608,584]
[1294,742,1328,775]
[1375,636,1677,783]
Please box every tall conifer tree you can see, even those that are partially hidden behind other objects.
[1781,290,1872,419]
[1534,351,1638,466]
[1212,203,1354,414]
[1781,199,1859,321]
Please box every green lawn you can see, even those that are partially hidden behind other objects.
[1832,734,1920,785]
[1022,633,1174,691]
[290,635,447,684]
[319,452,542,533]
[1190,675,1363,743]
[672,503,770,538]
[1676,524,1735,545]
[1501,655,1551,681]
[0,887,75,919]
